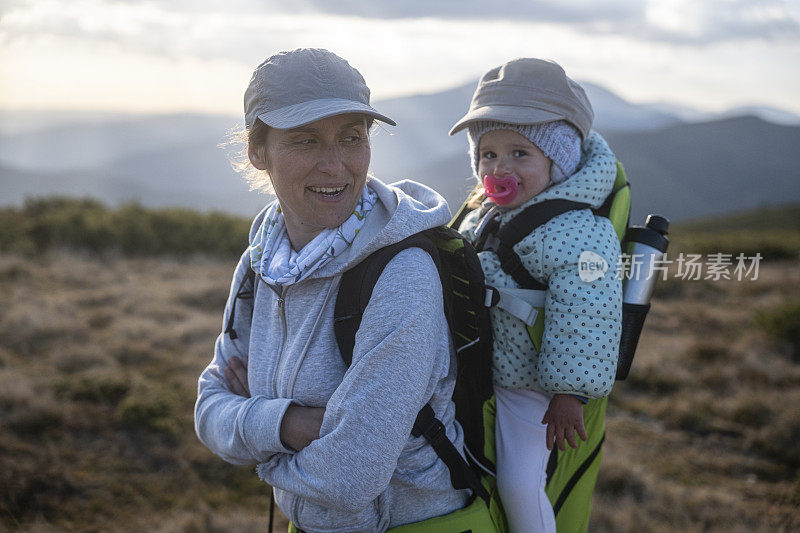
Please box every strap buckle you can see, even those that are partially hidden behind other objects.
[484,286,500,308]
[495,287,545,326]
[422,418,447,447]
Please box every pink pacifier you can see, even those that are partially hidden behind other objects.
[483,174,518,206]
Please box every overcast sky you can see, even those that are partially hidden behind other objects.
[1,0,799,115]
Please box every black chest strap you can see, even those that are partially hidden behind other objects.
[475,199,591,290]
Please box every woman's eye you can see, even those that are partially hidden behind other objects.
[295,138,315,146]
[342,134,362,144]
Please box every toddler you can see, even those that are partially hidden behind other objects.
[450,58,622,532]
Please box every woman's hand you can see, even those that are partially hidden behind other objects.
[542,394,588,451]
[224,355,324,451]
[280,405,325,452]
[224,355,250,397]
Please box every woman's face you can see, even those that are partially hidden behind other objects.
[252,113,371,250]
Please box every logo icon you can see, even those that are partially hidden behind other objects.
[578,250,608,282]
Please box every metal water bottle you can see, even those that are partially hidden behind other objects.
[616,214,670,380]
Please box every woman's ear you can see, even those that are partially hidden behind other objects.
[248,143,269,171]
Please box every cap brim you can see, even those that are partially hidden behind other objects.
[448,105,562,136]
[258,98,396,129]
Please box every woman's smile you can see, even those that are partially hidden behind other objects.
[307,184,348,199]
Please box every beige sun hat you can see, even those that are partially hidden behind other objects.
[449,58,593,140]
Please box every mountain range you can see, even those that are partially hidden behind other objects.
[1,82,799,223]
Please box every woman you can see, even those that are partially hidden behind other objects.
[194,48,470,531]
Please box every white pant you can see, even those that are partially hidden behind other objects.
[495,386,555,533]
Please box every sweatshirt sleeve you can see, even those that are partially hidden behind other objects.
[255,247,451,512]
[517,213,622,398]
[194,252,296,465]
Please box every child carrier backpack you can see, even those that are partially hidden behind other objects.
[449,160,649,533]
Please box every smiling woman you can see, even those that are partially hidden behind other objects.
[193,48,478,532]
[248,114,372,250]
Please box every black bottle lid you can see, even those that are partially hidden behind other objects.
[627,214,670,253]
[645,214,670,235]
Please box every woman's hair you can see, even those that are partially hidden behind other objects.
[465,183,485,210]
[225,116,376,194]
[225,119,273,194]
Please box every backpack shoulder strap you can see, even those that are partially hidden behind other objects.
[225,265,257,340]
[481,199,590,289]
[332,231,490,504]
[333,232,438,366]
[497,199,590,246]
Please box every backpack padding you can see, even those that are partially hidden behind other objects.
[449,189,479,231]
[600,161,631,242]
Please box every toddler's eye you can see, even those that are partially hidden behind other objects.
[513,150,527,157]
[481,151,496,159]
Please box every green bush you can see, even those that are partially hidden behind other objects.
[54,371,131,405]
[116,383,183,435]
[0,197,251,258]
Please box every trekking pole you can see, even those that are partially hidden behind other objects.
[268,489,275,533]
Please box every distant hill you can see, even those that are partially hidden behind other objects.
[0,113,240,172]
[603,116,800,222]
[581,82,682,132]
[1,83,799,222]
[406,116,800,223]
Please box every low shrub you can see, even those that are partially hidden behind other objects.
[689,340,729,362]
[6,402,63,436]
[0,459,77,524]
[54,371,131,405]
[752,409,800,470]
[730,398,771,428]
[755,300,800,361]
[0,197,251,258]
[595,463,650,501]
[116,383,183,436]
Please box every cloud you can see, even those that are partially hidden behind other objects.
[120,0,800,45]
[636,0,800,45]
[0,0,798,64]
[281,0,800,46]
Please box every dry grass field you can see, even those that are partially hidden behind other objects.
[1,204,798,532]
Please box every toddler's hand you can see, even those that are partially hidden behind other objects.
[542,394,587,451]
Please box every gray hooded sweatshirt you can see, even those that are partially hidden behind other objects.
[195,179,470,532]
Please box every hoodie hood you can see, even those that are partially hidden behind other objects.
[248,178,451,280]
[497,131,617,225]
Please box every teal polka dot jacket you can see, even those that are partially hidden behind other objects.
[459,132,623,397]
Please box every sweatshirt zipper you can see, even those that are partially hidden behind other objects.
[269,285,289,398]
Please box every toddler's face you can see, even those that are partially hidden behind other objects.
[478,129,552,210]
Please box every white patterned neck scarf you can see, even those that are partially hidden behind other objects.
[249,186,377,287]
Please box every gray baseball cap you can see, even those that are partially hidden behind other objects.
[244,48,396,130]
[449,58,593,140]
